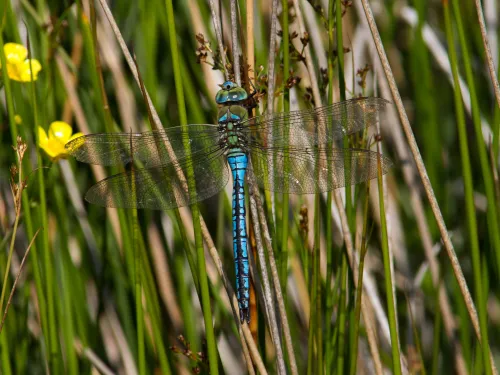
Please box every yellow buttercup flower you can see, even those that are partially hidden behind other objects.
[4,43,27,64]
[1,43,42,82]
[7,59,42,81]
[39,121,83,161]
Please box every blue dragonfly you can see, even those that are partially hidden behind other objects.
[65,81,392,323]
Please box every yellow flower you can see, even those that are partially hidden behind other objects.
[4,43,27,64]
[14,115,22,125]
[1,43,42,82]
[39,121,83,161]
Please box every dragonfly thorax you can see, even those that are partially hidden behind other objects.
[217,105,250,152]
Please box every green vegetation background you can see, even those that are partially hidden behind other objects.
[0,0,499,374]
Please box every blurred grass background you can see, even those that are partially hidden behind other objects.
[0,0,499,374]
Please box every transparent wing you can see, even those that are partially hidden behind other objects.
[85,148,229,210]
[242,97,389,148]
[65,124,221,168]
[250,147,392,194]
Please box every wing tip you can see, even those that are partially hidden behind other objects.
[380,153,394,171]
[84,182,107,208]
[367,150,393,174]
[377,97,391,105]
[65,135,86,154]
[85,178,126,209]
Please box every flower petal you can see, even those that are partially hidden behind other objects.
[44,139,67,159]
[6,64,22,81]
[18,59,42,82]
[38,127,49,148]
[4,43,27,65]
[48,121,73,143]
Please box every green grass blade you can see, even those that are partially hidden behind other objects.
[444,2,492,373]
[163,1,219,374]
[450,0,500,284]
[377,154,402,375]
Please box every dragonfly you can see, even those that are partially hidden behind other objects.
[65,81,392,323]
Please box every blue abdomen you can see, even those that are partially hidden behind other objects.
[227,152,250,323]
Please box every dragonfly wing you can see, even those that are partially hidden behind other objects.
[243,97,389,148]
[65,124,221,168]
[85,149,229,209]
[250,148,392,194]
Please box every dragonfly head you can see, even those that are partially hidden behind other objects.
[216,81,248,104]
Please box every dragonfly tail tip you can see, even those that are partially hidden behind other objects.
[240,308,250,324]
